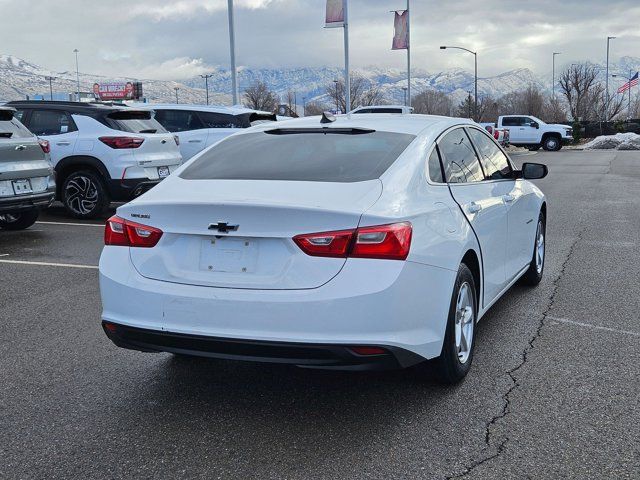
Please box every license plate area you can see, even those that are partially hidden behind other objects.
[157,166,170,178]
[12,179,32,195]
[199,237,258,273]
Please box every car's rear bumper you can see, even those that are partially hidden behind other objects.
[0,191,55,214]
[102,321,425,370]
[108,179,161,201]
[99,247,457,363]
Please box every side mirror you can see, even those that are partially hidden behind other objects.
[530,121,539,129]
[521,162,548,180]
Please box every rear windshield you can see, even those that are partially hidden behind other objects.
[0,119,34,139]
[180,130,415,182]
[103,111,168,134]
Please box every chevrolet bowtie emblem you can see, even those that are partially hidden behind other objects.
[208,222,239,233]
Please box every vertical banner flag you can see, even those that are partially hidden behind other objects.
[325,0,344,28]
[392,10,409,50]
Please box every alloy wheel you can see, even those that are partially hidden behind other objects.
[65,175,98,216]
[535,220,545,274]
[0,213,20,223]
[454,282,474,364]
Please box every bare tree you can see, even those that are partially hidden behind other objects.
[243,81,278,112]
[326,75,383,113]
[283,90,299,117]
[559,64,602,120]
[411,89,453,116]
[304,101,329,116]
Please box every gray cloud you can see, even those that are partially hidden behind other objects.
[1,0,639,79]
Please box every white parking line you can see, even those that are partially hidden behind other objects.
[547,315,640,338]
[36,221,104,227]
[0,259,98,269]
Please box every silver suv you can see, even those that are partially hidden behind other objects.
[0,107,55,230]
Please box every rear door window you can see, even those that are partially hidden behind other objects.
[427,147,444,183]
[197,111,242,128]
[0,113,34,139]
[154,109,204,132]
[180,129,416,183]
[501,117,524,127]
[437,128,484,183]
[104,111,168,133]
[28,110,77,136]
[466,128,512,180]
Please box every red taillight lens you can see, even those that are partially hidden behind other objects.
[38,138,50,154]
[293,222,412,261]
[104,215,163,248]
[293,229,354,258]
[173,134,180,146]
[99,136,145,149]
[494,130,500,140]
[350,222,412,260]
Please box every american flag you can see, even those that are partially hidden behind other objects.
[617,72,639,93]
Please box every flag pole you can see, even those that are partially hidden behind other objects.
[228,0,238,105]
[343,0,350,113]
[406,0,410,107]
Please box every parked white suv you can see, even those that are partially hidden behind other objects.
[139,104,276,161]
[495,115,572,151]
[7,101,182,219]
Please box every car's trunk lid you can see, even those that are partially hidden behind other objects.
[121,178,382,290]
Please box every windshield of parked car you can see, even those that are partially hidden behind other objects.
[180,130,416,182]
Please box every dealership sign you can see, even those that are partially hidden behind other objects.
[93,82,142,100]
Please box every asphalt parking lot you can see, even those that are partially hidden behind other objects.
[1,149,639,479]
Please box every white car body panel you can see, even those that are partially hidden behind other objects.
[100,113,546,363]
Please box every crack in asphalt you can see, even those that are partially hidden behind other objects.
[445,228,585,480]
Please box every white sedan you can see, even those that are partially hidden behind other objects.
[99,113,547,383]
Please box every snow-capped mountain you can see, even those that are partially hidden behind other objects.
[2,54,639,107]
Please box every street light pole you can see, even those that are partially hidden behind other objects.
[200,74,213,105]
[440,45,477,120]
[333,79,339,113]
[227,0,238,105]
[174,87,180,104]
[605,36,616,120]
[552,52,561,101]
[402,87,407,106]
[45,76,56,100]
[73,49,80,101]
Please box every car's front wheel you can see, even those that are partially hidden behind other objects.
[0,209,39,230]
[62,170,109,219]
[542,136,561,151]
[433,263,477,384]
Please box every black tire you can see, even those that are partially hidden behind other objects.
[542,135,562,152]
[61,170,109,219]
[520,212,546,286]
[528,145,541,151]
[433,263,477,384]
[0,209,39,230]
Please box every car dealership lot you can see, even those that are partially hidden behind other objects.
[1,150,639,478]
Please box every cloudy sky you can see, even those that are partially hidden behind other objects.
[1,0,639,79]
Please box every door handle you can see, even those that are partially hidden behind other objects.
[56,141,71,146]
[502,194,515,203]
[15,145,27,151]
[468,203,482,214]
[188,139,202,143]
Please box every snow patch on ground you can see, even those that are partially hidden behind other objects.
[584,132,640,150]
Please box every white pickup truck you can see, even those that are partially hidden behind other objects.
[490,115,573,151]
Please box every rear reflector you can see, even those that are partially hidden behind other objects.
[350,346,387,356]
[103,322,118,333]
[293,222,412,260]
[99,136,145,149]
[104,215,163,247]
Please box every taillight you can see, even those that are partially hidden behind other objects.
[38,138,50,154]
[173,135,180,146]
[293,229,353,258]
[350,222,412,260]
[293,222,412,261]
[99,136,144,149]
[494,130,500,140]
[104,215,163,248]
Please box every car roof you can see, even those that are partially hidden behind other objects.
[131,103,271,116]
[249,113,474,136]
[4,100,128,116]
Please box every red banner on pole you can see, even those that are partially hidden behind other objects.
[392,10,409,50]
[325,0,344,28]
